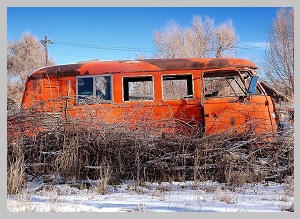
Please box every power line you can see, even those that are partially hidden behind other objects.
[51,52,100,59]
[51,52,117,61]
[53,40,156,52]
[48,39,269,63]
[51,39,267,54]
[238,45,268,49]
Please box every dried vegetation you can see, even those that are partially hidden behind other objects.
[7,98,294,194]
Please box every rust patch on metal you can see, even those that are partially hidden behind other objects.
[207,59,230,69]
[230,116,235,126]
[144,59,205,70]
[29,64,83,79]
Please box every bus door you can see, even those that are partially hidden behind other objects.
[202,70,261,135]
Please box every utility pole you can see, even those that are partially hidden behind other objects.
[40,36,53,66]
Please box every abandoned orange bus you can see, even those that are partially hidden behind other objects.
[21,58,278,137]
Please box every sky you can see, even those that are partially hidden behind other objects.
[7,7,284,66]
[7,179,294,212]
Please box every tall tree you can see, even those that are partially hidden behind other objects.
[183,16,214,58]
[153,15,239,59]
[212,20,239,58]
[263,8,294,99]
[153,20,184,58]
[7,32,55,104]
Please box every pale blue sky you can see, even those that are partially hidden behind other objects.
[7,7,283,66]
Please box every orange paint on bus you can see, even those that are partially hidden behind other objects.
[20,58,278,137]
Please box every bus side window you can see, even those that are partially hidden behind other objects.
[77,75,112,104]
[204,72,246,97]
[162,74,193,100]
[95,76,111,100]
[123,76,153,101]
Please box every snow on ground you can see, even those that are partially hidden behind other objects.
[7,179,294,212]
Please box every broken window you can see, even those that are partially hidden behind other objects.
[241,71,261,95]
[203,71,247,97]
[123,76,153,101]
[77,75,112,103]
[162,74,193,100]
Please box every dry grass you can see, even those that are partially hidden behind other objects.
[280,202,294,212]
[7,155,26,195]
[280,176,294,212]
[217,190,236,204]
[96,162,112,195]
[283,176,294,197]
[7,98,294,194]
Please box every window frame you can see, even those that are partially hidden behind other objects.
[202,71,250,98]
[162,73,194,100]
[76,74,113,104]
[122,75,154,102]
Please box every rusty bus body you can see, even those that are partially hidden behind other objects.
[21,58,278,137]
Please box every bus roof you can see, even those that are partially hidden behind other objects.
[29,58,257,79]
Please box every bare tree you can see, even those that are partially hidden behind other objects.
[153,20,184,58]
[153,16,239,59]
[212,20,239,58]
[263,8,294,99]
[183,16,214,58]
[7,32,56,104]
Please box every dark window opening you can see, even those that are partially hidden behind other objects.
[123,76,153,101]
